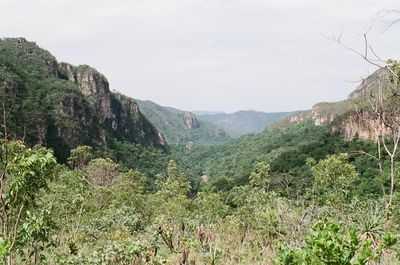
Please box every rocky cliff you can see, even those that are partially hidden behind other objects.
[347,68,389,100]
[182,112,200,130]
[267,68,396,141]
[266,101,350,133]
[58,63,114,122]
[0,37,164,160]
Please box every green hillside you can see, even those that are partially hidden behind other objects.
[172,121,380,196]
[136,99,229,144]
[1,38,400,264]
[0,38,165,162]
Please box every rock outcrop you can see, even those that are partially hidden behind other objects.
[334,111,389,141]
[0,37,165,160]
[272,101,386,141]
[182,112,200,130]
[111,93,165,146]
[60,64,114,121]
[348,68,389,100]
[267,101,350,132]
[268,68,396,142]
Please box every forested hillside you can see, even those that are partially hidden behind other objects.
[0,38,165,162]
[136,99,229,144]
[1,38,400,264]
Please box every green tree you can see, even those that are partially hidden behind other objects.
[274,218,397,265]
[249,162,271,192]
[0,141,57,264]
[19,207,56,264]
[152,160,191,256]
[308,153,358,204]
[67,145,94,170]
[84,158,119,187]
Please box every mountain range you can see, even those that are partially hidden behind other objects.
[0,37,392,165]
[196,110,293,137]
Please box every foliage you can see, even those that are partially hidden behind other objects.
[249,161,271,191]
[0,38,165,163]
[67,145,94,170]
[172,121,381,199]
[308,153,358,204]
[274,218,397,265]
[0,141,57,263]
[84,158,119,187]
[136,99,229,144]
[2,37,400,265]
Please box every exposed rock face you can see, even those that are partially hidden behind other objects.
[157,132,166,145]
[267,67,396,143]
[75,66,113,121]
[58,63,114,121]
[0,38,165,161]
[54,94,106,145]
[182,112,200,130]
[335,111,388,141]
[288,111,310,123]
[57,62,165,147]
[338,68,394,141]
[348,68,389,100]
[272,68,396,142]
[58,62,76,81]
[311,105,336,125]
[269,101,350,131]
[111,93,165,146]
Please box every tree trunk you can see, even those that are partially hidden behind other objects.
[389,155,395,207]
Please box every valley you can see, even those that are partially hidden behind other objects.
[0,37,400,264]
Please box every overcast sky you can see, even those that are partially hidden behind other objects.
[0,0,399,113]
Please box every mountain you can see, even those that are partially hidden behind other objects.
[266,101,351,131]
[266,68,392,141]
[196,110,293,137]
[192,111,224,115]
[0,37,165,161]
[135,99,229,144]
[176,68,398,193]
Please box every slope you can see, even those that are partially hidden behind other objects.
[0,37,165,161]
[136,99,229,145]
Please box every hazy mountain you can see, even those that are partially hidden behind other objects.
[196,110,293,137]
[181,68,396,190]
[192,111,225,115]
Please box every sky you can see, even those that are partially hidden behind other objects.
[0,0,399,113]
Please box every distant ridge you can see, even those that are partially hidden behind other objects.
[196,110,293,137]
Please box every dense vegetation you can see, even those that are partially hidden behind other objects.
[136,99,229,145]
[172,121,383,198]
[0,38,163,162]
[1,37,400,264]
[1,135,399,264]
